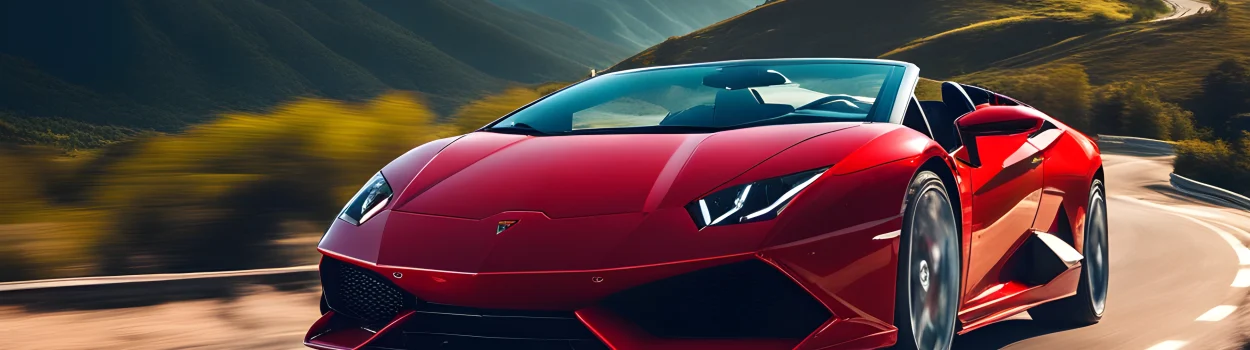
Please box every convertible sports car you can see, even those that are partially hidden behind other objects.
[305,58,1107,350]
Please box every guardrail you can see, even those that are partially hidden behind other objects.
[1096,134,1177,155]
[1095,134,1178,145]
[1095,135,1250,212]
[0,265,319,310]
[1170,173,1250,211]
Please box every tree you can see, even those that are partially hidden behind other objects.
[1194,59,1250,138]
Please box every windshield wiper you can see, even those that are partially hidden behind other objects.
[485,122,549,135]
[567,125,723,135]
[726,113,856,129]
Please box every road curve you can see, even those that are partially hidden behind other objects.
[1155,0,1212,22]
[956,138,1250,349]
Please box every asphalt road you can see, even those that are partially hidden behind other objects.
[955,138,1250,350]
[3,138,1250,350]
[1156,0,1212,21]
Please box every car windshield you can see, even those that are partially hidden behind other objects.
[487,61,902,135]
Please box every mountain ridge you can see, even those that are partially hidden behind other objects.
[490,0,758,50]
[0,0,630,140]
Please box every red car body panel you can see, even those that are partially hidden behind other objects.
[306,61,1102,349]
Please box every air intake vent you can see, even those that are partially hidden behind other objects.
[361,303,609,350]
[602,259,830,339]
[321,258,412,324]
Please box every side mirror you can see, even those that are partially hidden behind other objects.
[954,106,1044,167]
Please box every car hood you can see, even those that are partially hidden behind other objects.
[391,123,859,219]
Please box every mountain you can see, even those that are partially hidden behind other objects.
[608,0,1173,79]
[490,0,759,50]
[0,0,631,138]
[358,0,632,82]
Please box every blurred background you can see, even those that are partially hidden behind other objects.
[2,0,1250,349]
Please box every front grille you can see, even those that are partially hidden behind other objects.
[366,303,609,350]
[602,260,831,339]
[321,258,411,324]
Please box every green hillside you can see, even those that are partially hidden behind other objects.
[490,0,759,50]
[609,0,1170,78]
[357,0,631,83]
[966,0,1244,102]
[0,0,630,147]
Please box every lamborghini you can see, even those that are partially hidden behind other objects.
[305,58,1108,350]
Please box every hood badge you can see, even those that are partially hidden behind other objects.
[496,220,519,234]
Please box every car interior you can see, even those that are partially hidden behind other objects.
[661,69,877,128]
[905,81,1022,153]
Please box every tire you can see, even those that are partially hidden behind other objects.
[894,171,961,350]
[1029,179,1108,325]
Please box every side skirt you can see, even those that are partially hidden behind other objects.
[956,231,1083,333]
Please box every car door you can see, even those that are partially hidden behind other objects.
[951,106,1046,307]
[1026,121,1066,234]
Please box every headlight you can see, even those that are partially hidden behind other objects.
[685,167,828,229]
[339,172,393,225]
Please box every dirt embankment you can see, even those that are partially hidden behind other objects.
[0,286,320,350]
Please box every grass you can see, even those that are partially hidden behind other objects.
[883,16,1112,78]
[916,78,944,101]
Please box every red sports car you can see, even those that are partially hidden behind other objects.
[305,59,1107,350]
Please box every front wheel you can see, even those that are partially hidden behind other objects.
[894,171,960,350]
[1030,179,1108,325]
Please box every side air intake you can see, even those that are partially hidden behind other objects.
[320,258,414,325]
[1012,231,1084,285]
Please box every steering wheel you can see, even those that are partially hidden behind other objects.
[795,95,869,113]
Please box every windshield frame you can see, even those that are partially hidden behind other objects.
[481,58,920,135]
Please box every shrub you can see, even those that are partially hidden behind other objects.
[972,65,1093,132]
[1174,132,1250,196]
[2,79,587,278]
[1170,107,1199,141]
[0,252,33,282]
[1123,0,1172,21]
[1091,81,1197,140]
[92,92,459,273]
[1208,0,1232,17]
[4,85,582,278]
[451,83,567,134]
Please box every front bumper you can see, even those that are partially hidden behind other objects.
[306,253,831,350]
